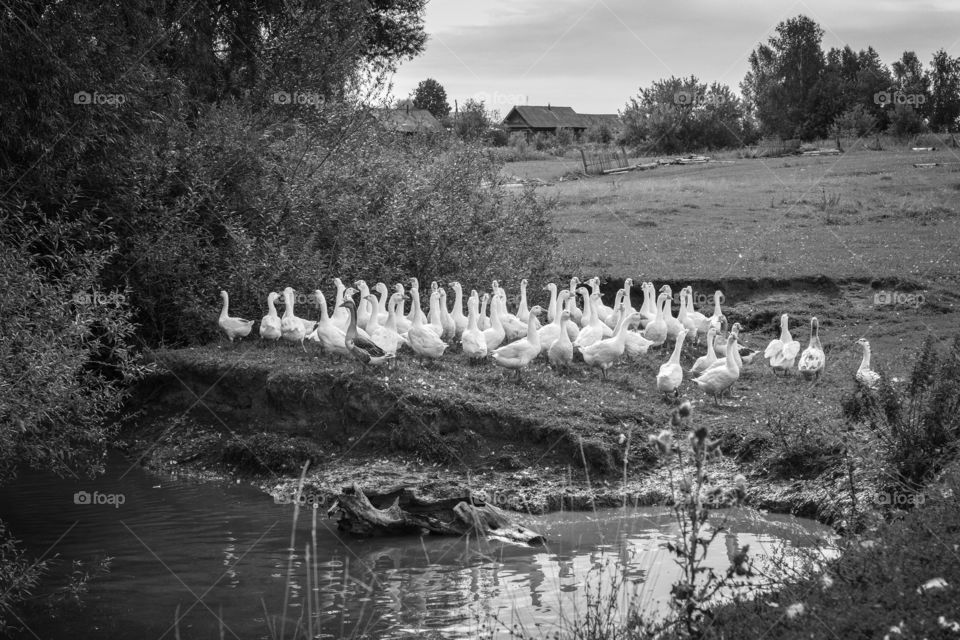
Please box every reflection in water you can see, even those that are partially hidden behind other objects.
[0,456,835,639]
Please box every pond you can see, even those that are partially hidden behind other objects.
[0,454,834,639]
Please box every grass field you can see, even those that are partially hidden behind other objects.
[507,146,960,284]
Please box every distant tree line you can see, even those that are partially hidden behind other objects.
[623,15,960,150]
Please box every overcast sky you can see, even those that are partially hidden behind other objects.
[390,0,960,117]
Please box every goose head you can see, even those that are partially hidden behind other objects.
[409,277,419,290]
[810,317,820,335]
[528,305,543,316]
[658,284,672,296]
[430,280,439,293]
[450,281,462,292]
[220,290,229,302]
[267,291,279,305]
[394,283,405,296]
[543,282,557,293]
[332,277,344,290]
[856,337,871,350]
[343,287,357,303]
[520,278,528,289]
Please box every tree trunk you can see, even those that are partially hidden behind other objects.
[327,484,546,545]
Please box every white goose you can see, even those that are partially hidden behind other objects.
[368,293,407,357]
[449,282,468,339]
[684,287,709,339]
[491,312,541,380]
[406,278,421,327]
[438,289,456,340]
[641,292,670,347]
[407,286,447,360]
[679,287,702,344]
[392,283,413,335]
[659,285,684,341]
[639,282,658,327]
[307,289,350,358]
[331,278,350,331]
[481,293,506,351]
[589,277,614,324]
[516,279,531,323]
[374,282,391,325]
[567,277,583,326]
[764,313,801,374]
[354,280,373,329]
[478,293,492,331]
[259,292,282,343]
[426,288,445,338]
[855,338,881,389]
[219,290,255,344]
[544,282,560,323]
[699,290,725,337]
[582,312,644,380]
[690,328,718,375]
[797,317,825,381]
[693,334,741,405]
[279,287,314,351]
[548,310,574,370]
[573,290,611,351]
[460,295,488,361]
[656,329,688,397]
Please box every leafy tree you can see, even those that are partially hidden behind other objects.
[892,51,932,117]
[742,15,829,139]
[412,78,451,118]
[927,49,960,131]
[453,98,491,140]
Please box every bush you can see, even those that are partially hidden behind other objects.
[831,104,880,137]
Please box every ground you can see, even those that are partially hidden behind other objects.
[126,142,960,529]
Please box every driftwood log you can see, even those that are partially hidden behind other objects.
[327,484,546,546]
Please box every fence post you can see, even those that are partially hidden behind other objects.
[580,148,588,174]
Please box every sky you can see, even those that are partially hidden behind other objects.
[390,0,960,117]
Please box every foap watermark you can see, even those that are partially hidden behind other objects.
[275,492,328,508]
[877,491,924,507]
[874,91,927,107]
[74,490,126,508]
[272,91,325,107]
[673,91,727,107]
[72,290,126,306]
[73,90,126,106]
[473,91,525,110]
[673,290,723,308]
[873,290,924,308]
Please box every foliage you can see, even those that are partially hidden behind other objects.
[888,103,927,137]
[0,521,45,635]
[0,204,140,484]
[927,49,960,131]
[586,122,615,144]
[411,77,451,118]
[453,98,493,141]
[843,335,960,493]
[831,104,880,138]
[622,76,759,152]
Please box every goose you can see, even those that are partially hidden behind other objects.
[538,290,571,354]
[392,283,413,335]
[342,299,394,367]
[659,285,684,340]
[699,290,725,337]
[369,293,407,357]
[690,328,718,375]
[331,278,350,331]
[438,289,457,340]
[500,294,531,343]
[679,287,702,344]
[693,334,741,405]
[656,329,688,398]
[622,313,655,361]
[516,279,532,323]
[603,290,627,331]
[280,287,314,351]
[491,312,541,380]
[684,288,709,338]
[615,278,641,330]
[567,277,583,326]
[588,277,614,323]
[219,290,255,344]
[407,286,447,361]
[548,310,574,370]
[641,292,670,347]
[573,290,610,351]
[259,291,282,343]
[481,293,507,351]
[544,283,560,323]
[563,292,581,341]
[764,313,801,374]
[730,323,760,366]
[582,312,644,380]
[639,282,657,327]
[797,317,825,381]
[714,316,731,356]
[855,338,880,389]
[449,282,468,339]
[426,289,445,338]
[478,293,492,331]
[307,289,350,358]
[374,282,391,324]
[460,295,488,361]
[354,280,373,329]
[406,278,421,326]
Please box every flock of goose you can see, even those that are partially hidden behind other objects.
[217,277,883,405]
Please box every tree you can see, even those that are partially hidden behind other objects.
[453,98,491,140]
[412,78,451,118]
[927,49,960,131]
[892,51,931,117]
[742,15,829,139]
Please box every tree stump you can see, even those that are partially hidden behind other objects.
[327,484,546,545]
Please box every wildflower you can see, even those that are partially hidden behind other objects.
[785,602,805,619]
[859,540,877,549]
[693,424,709,444]
[670,411,682,427]
[649,429,673,454]
[917,577,949,594]
[618,433,627,445]
[678,400,692,417]
[884,621,905,639]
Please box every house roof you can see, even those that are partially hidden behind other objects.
[375,108,444,133]
[502,105,622,130]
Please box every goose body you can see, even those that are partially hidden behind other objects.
[259,292,282,342]
[699,290,724,337]
[331,278,350,331]
[219,290,255,343]
[856,338,881,389]
[548,310,574,369]
[407,287,448,359]
[450,282,468,339]
[567,277,583,326]
[279,287,314,351]
[659,286,684,340]
[684,288,709,338]
[656,329,688,396]
[308,290,350,358]
[582,312,643,379]
[678,287,701,343]
[764,313,801,373]
[641,293,670,346]
[369,293,407,357]
[438,289,457,340]
[491,313,541,379]
[460,295,488,361]
[538,290,571,354]
[639,282,657,327]
[693,334,741,404]
[798,317,825,381]
[481,294,506,351]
